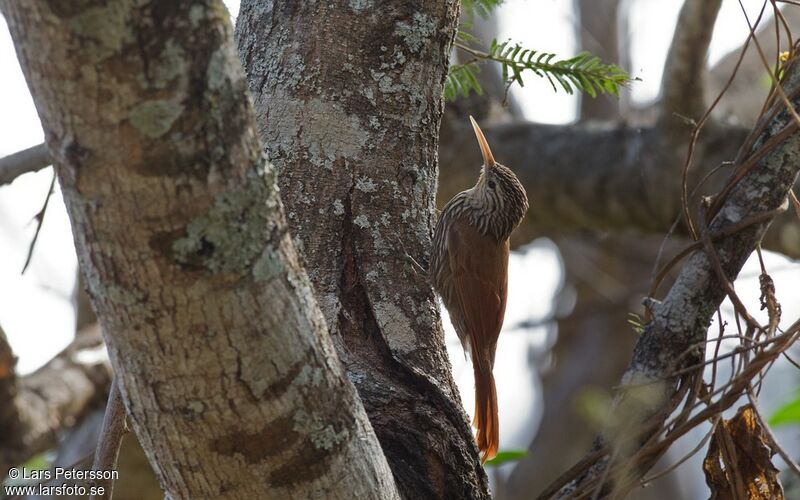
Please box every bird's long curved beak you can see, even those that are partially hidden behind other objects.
[469,116,495,174]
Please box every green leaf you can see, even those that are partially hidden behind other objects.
[450,39,634,101]
[627,313,645,334]
[485,449,528,467]
[444,63,483,102]
[769,394,800,427]
[22,454,49,470]
[462,0,504,19]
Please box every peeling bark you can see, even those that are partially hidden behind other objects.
[1,1,397,498]
[236,1,489,498]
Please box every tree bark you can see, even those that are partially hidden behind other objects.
[3,0,797,496]
[1,1,397,498]
[236,1,489,498]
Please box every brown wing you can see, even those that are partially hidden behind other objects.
[447,218,509,462]
[446,217,509,365]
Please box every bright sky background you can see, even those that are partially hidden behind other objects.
[1,1,799,494]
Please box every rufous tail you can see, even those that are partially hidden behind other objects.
[472,355,499,463]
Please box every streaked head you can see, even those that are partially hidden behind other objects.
[467,116,529,240]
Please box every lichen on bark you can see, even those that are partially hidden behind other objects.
[1,0,399,498]
[237,1,490,498]
[171,154,282,276]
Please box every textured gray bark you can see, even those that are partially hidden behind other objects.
[1,1,397,498]
[236,1,489,498]
[1,0,797,497]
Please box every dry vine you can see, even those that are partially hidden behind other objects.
[540,2,800,497]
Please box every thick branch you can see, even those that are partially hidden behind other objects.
[438,120,800,259]
[0,143,50,186]
[659,0,723,127]
[556,56,800,498]
[1,1,397,498]
[0,324,111,474]
[15,124,797,265]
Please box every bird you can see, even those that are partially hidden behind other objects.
[430,116,528,463]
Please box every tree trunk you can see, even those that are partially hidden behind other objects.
[235,1,489,498]
[1,1,397,498]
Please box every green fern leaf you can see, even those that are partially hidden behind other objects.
[446,37,635,101]
[445,63,483,101]
[461,0,504,19]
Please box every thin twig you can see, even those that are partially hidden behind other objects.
[90,378,128,500]
[789,190,800,217]
[640,416,720,485]
[783,351,800,370]
[739,0,800,129]
[650,206,784,299]
[0,143,51,186]
[21,171,56,274]
[745,387,800,477]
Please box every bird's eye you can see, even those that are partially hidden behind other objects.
[488,180,496,189]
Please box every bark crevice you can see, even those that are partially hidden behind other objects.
[236,1,490,497]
